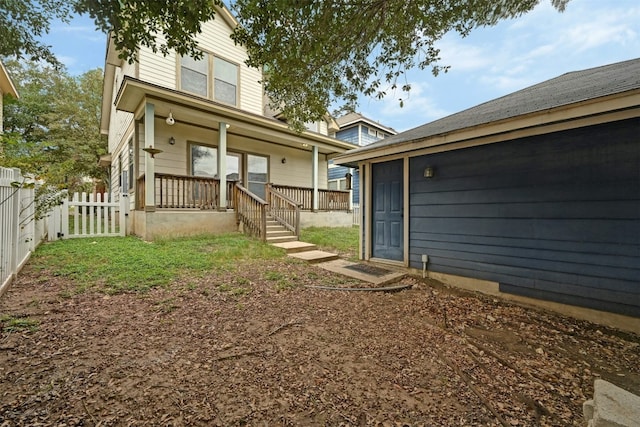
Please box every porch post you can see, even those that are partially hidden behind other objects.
[144,102,155,211]
[218,121,228,210]
[312,145,319,212]
[348,167,354,212]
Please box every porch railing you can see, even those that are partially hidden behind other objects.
[269,184,350,211]
[136,174,236,210]
[266,184,301,237]
[234,183,267,241]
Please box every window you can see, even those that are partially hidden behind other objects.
[180,53,239,106]
[190,144,243,181]
[128,139,134,190]
[191,144,218,177]
[367,127,376,136]
[214,57,238,105]
[180,53,209,97]
[119,152,128,193]
[247,154,268,199]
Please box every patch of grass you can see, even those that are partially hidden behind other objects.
[264,271,285,281]
[30,233,285,295]
[0,315,39,333]
[300,226,359,259]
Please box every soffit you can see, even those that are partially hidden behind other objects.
[115,77,356,155]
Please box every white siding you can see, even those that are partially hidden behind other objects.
[137,17,263,116]
[138,36,176,89]
[136,122,327,189]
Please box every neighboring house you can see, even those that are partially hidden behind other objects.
[335,58,640,320]
[0,61,19,134]
[328,112,396,204]
[100,5,354,240]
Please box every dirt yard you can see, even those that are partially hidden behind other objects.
[1,257,639,426]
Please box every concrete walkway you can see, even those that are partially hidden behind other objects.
[271,241,406,286]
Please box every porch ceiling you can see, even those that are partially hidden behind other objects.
[114,77,356,156]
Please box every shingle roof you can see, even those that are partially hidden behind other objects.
[345,58,640,154]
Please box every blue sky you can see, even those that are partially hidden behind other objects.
[45,0,640,132]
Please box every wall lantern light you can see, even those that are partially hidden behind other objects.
[169,136,176,145]
[281,158,287,164]
[423,166,435,178]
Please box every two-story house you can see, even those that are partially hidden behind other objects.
[328,112,396,205]
[0,61,19,134]
[100,5,355,240]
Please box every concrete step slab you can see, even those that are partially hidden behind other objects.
[271,241,317,253]
[317,259,406,285]
[288,250,339,264]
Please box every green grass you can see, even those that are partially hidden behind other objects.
[30,233,284,295]
[0,315,39,333]
[300,226,359,259]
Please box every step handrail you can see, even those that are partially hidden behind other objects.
[234,183,268,241]
[266,184,301,238]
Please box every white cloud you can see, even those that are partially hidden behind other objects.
[57,55,78,69]
[360,82,450,132]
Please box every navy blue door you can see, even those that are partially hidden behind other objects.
[372,160,403,261]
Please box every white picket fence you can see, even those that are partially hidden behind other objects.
[0,167,47,295]
[352,204,361,226]
[48,192,128,241]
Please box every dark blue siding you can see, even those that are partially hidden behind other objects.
[328,164,347,180]
[408,118,640,317]
[336,127,359,145]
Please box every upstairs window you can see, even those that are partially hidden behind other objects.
[180,52,239,106]
[180,53,209,97]
[214,57,238,105]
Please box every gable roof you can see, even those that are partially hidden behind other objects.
[336,112,397,135]
[0,61,19,99]
[336,58,640,164]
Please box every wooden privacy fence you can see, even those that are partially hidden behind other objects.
[48,192,127,241]
[0,167,47,294]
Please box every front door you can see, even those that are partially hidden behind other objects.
[371,159,403,261]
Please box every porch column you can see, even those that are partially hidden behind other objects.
[312,145,319,212]
[218,121,228,210]
[348,167,354,212]
[144,102,155,211]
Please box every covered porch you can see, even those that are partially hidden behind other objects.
[114,77,355,240]
[132,174,352,240]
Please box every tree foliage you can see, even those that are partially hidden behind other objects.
[1,0,570,128]
[1,61,107,192]
[230,0,569,127]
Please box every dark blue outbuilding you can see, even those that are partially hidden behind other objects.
[335,58,640,318]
